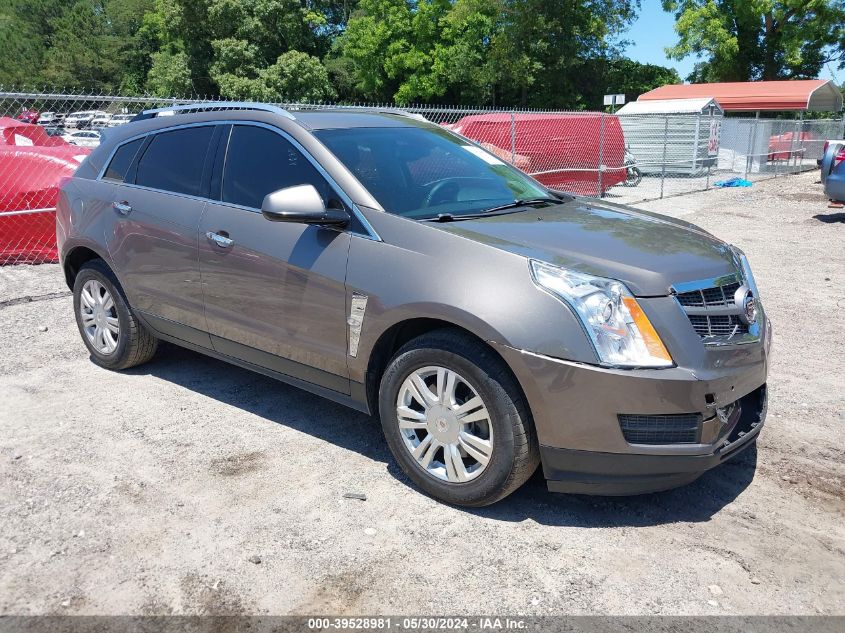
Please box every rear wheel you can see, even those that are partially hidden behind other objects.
[72,259,158,370]
[624,166,642,187]
[378,329,539,506]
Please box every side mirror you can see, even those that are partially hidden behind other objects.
[261,184,349,226]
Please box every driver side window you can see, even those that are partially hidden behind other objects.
[221,125,332,210]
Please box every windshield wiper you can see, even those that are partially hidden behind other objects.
[480,197,562,214]
[420,197,562,223]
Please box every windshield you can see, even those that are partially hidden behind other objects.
[315,125,550,220]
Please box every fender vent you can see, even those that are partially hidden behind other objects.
[618,413,701,444]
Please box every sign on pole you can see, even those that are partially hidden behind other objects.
[603,94,626,112]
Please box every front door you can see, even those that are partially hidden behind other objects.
[198,124,351,393]
[105,125,217,341]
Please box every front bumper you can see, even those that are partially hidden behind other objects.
[541,384,765,494]
[491,321,770,495]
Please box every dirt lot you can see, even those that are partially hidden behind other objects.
[0,170,843,616]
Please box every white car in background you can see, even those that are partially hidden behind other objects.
[63,111,108,129]
[37,112,65,126]
[61,129,102,148]
[91,113,113,127]
[107,113,135,127]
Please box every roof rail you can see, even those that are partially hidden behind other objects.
[134,101,296,121]
[321,105,426,122]
[375,108,427,122]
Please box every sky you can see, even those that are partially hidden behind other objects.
[624,0,840,83]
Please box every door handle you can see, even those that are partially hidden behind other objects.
[112,201,132,216]
[206,231,234,249]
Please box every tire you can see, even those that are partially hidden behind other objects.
[72,259,158,370]
[378,329,539,507]
[624,166,642,187]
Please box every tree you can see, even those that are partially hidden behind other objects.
[215,50,336,101]
[0,0,80,87]
[600,59,681,105]
[43,2,122,91]
[147,50,193,96]
[337,0,641,107]
[663,0,845,81]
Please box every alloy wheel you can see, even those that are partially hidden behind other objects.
[396,366,494,483]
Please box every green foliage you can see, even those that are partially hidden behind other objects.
[147,50,193,96]
[602,59,682,106]
[216,51,337,101]
[663,0,845,81]
[6,0,837,108]
[336,0,643,107]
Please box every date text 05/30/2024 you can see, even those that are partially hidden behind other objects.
[307,617,528,630]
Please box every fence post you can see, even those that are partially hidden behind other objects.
[706,109,713,190]
[509,110,516,164]
[693,112,701,177]
[745,111,759,180]
[597,113,606,197]
[789,115,800,173]
[660,116,669,199]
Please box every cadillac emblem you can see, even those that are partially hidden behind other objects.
[734,285,757,325]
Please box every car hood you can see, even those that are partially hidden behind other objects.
[430,198,738,296]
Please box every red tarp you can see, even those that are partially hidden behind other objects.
[449,112,627,196]
[0,117,91,264]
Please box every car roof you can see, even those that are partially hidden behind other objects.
[292,110,429,130]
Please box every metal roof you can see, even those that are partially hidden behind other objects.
[617,98,724,115]
[638,80,842,112]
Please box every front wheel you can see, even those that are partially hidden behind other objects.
[378,329,539,506]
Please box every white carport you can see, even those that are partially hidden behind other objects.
[617,98,724,175]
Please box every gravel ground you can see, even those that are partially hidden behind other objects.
[0,170,843,616]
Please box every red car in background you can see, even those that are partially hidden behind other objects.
[447,112,627,196]
[0,117,91,264]
[16,109,40,124]
[767,130,815,161]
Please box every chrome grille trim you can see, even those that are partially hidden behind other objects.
[671,273,761,346]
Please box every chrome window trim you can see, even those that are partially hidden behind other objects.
[95,120,381,242]
[119,182,210,204]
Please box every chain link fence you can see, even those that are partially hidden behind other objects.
[2,89,843,265]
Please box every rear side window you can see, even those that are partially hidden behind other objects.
[135,126,214,196]
[221,125,330,209]
[103,138,143,182]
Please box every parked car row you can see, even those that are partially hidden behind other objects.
[15,109,137,129]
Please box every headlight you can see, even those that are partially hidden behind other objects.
[529,260,673,368]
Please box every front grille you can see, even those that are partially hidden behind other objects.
[688,314,749,337]
[618,413,701,444]
[676,281,740,307]
[673,276,757,343]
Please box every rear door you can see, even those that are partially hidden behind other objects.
[104,125,218,342]
[198,124,351,393]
